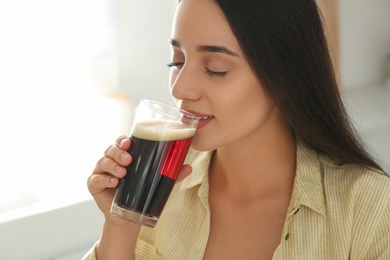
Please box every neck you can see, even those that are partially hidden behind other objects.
[209,121,296,199]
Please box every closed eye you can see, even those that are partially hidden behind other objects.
[205,67,228,77]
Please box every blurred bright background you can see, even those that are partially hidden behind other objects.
[0,0,389,259]
[0,0,122,213]
[0,0,173,258]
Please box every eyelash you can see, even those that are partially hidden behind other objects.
[205,68,228,77]
[167,62,228,78]
[167,62,183,68]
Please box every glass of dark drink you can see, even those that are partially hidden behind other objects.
[110,99,199,227]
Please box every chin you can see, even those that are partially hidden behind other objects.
[190,136,217,152]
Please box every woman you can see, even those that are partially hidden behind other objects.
[84,0,390,259]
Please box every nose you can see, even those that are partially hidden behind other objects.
[170,65,200,102]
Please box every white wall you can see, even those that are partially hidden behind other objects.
[339,0,390,88]
[114,0,175,105]
[339,0,390,173]
[0,1,176,259]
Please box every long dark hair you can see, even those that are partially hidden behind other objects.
[215,0,383,171]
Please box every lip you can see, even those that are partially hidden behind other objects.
[186,110,214,130]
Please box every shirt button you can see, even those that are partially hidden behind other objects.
[285,233,290,241]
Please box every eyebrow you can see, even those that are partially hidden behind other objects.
[169,39,239,57]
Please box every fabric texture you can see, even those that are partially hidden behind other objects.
[83,141,390,260]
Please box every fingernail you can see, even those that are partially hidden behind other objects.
[109,177,116,183]
[115,166,125,174]
[119,138,127,147]
[120,153,130,162]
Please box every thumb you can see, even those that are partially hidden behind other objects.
[176,164,192,182]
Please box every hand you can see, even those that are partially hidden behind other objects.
[87,135,132,225]
[87,135,193,225]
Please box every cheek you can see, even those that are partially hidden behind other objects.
[221,81,269,117]
[218,80,274,130]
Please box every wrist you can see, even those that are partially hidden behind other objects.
[103,217,142,231]
[97,219,141,260]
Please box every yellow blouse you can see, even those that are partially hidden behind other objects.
[83,141,390,259]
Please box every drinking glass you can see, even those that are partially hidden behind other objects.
[110,99,199,227]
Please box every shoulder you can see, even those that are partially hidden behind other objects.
[319,153,390,224]
[319,153,390,197]
[296,141,389,213]
[318,154,390,256]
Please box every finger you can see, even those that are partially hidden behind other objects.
[104,144,132,167]
[116,135,131,150]
[176,164,192,182]
[87,173,119,194]
[95,156,127,178]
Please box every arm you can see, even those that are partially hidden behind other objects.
[96,220,141,260]
[87,136,140,260]
[85,136,193,259]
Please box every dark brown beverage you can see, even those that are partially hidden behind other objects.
[111,120,195,226]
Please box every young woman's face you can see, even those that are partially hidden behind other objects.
[169,0,282,151]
